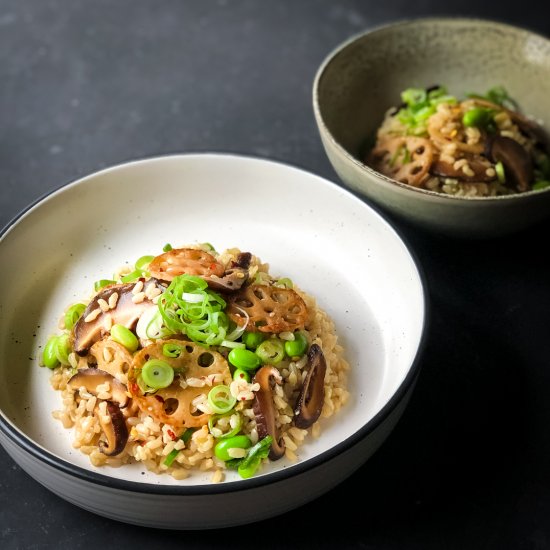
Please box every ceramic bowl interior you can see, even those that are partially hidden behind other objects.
[0,154,425,489]
[314,18,550,236]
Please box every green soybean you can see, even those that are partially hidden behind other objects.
[42,336,60,369]
[214,435,252,462]
[141,359,174,389]
[163,243,173,252]
[256,339,285,364]
[242,331,265,350]
[110,324,139,352]
[284,332,308,358]
[462,107,493,129]
[228,348,260,371]
[55,333,72,365]
[64,303,86,330]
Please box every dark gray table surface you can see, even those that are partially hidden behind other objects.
[2,1,550,548]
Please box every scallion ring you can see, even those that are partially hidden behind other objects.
[141,359,174,389]
[208,412,242,439]
[64,303,86,330]
[207,385,236,415]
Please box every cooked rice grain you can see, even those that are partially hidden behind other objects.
[49,249,349,481]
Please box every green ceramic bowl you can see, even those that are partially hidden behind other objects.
[313,18,550,237]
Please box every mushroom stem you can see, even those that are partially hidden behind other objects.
[95,401,129,456]
[252,366,286,460]
[488,135,533,192]
[294,344,327,429]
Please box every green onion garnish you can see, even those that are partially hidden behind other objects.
[157,274,231,346]
[121,269,144,283]
[64,303,86,330]
[135,255,155,271]
[495,161,506,184]
[94,279,116,291]
[208,412,242,439]
[163,428,196,467]
[395,86,457,137]
[141,359,174,389]
[162,343,184,358]
[207,385,236,415]
[532,181,550,191]
[225,436,274,479]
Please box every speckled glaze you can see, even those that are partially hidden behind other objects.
[313,18,550,237]
[0,154,427,528]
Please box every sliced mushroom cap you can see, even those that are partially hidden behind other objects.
[252,366,285,460]
[205,268,248,292]
[68,367,129,408]
[294,344,327,429]
[432,155,494,182]
[471,97,550,151]
[72,280,164,355]
[95,401,129,456]
[234,252,252,269]
[488,135,533,192]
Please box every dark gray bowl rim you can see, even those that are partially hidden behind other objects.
[0,152,429,497]
[313,16,550,203]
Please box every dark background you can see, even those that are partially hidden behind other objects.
[1,1,550,548]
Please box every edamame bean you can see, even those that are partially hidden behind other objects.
[284,331,308,358]
[42,336,60,369]
[242,331,265,350]
[110,324,139,352]
[228,348,260,371]
[55,333,72,365]
[214,435,252,462]
[232,368,250,383]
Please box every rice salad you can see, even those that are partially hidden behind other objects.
[367,85,550,197]
[42,243,349,483]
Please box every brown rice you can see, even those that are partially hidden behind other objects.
[47,244,349,482]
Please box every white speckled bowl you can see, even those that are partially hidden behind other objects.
[0,154,426,529]
[313,18,550,238]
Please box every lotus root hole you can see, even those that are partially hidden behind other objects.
[198,352,214,368]
[163,398,179,415]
